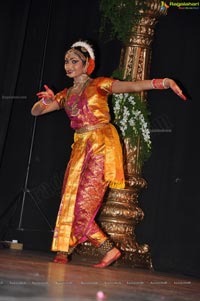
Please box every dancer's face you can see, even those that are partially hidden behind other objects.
[64,51,86,79]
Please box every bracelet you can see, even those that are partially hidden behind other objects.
[151,78,169,90]
[40,98,49,106]
[162,78,169,89]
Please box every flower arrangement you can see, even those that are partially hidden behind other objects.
[112,92,152,164]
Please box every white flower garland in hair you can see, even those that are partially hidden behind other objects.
[71,41,95,60]
[112,92,152,163]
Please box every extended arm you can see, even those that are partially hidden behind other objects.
[112,78,186,101]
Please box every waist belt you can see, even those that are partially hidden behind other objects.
[75,123,108,134]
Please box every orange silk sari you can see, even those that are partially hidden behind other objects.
[51,77,125,252]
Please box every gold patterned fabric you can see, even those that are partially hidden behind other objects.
[51,77,125,252]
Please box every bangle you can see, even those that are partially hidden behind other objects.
[151,79,156,89]
[151,78,169,90]
[41,98,49,106]
[162,78,169,89]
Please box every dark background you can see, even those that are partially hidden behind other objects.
[0,0,199,278]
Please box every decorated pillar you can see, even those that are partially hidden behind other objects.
[78,1,167,268]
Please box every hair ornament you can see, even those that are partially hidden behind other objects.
[86,58,95,75]
[71,41,95,60]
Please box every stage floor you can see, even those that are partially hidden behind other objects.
[0,249,199,301]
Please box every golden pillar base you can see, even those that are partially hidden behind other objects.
[100,186,152,269]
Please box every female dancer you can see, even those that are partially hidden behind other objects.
[31,40,186,268]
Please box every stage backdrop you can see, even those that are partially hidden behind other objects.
[0,1,199,278]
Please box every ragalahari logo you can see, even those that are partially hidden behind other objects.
[161,1,200,10]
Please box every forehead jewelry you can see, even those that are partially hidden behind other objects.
[66,49,86,61]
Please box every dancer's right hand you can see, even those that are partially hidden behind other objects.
[36,85,55,104]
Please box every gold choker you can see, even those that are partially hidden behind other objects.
[73,74,90,87]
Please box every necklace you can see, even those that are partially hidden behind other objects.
[65,77,92,116]
[69,74,90,96]
[73,74,90,88]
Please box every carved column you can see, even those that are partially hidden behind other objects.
[78,1,167,268]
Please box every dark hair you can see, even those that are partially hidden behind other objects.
[74,46,90,59]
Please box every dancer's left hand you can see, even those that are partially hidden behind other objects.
[165,78,187,101]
